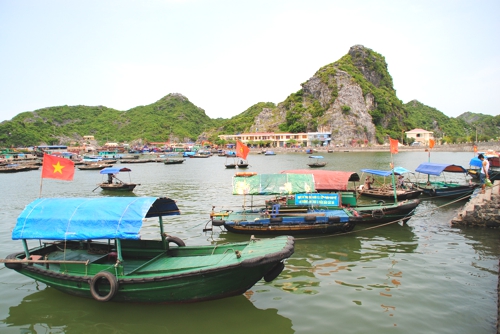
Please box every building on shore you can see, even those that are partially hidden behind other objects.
[218,132,332,148]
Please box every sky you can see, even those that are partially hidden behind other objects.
[0,0,499,123]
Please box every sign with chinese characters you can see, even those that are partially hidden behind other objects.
[294,193,339,206]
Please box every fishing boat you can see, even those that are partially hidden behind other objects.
[357,167,422,200]
[413,162,478,198]
[237,160,249,169]
[0,164,38,173]
[164,158,185,165]
[97,167,139,191]
[307,155,327,168]
[2,197,294,303]
[235,141,250,169]
[264,151,276,156]
[467,153,500,181]
[78,163,111,170]
[208,173,356,235]
[207,170,420,234]
[280,169,420,225]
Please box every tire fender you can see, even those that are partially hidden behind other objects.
[166,236,186,247]
[89,271,118,302]
[372,209,384,219]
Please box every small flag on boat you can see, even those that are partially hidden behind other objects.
[41,154,75,181]
[390,138,399,154]
[473,145,478,153]
[236,141,250,160]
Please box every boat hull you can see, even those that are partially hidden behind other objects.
[416,183,477,198]
[352,199,420,224]
[99,183,137,191]
[5,237,294,303]
[359,188,422,200]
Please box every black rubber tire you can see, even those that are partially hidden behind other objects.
[211,219,225,226]
[270,217,283,223]
[4,252,24,270]
[166,236,186,247]
[264,262,285,282]
[304,215,316,222]
[89,271,118,302]
[429,189,437,197]
[372,209,384,219]
[328,216,341,223]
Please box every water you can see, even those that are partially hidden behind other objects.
[0,151,498,333]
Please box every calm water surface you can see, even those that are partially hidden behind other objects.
[0,151,498,333]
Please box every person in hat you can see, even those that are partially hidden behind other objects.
[478,154,490,193]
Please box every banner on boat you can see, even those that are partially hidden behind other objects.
[294,193,339,206]
[233,173,315,195]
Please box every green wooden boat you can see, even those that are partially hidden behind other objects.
[2,197,294,303]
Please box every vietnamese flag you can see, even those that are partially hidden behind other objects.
[236,141,250,160]
[41,154,75,181]
[390,138,399,154]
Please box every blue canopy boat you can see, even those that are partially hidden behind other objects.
[414,162,477,198]
[467,155,500,181]
[97,167,139,191]
[358,167,422,200]
[2,197,294,303]
[307,155,327,168]
[208,171,420,234]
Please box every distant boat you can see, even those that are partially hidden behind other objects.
[78,163,111,170]
[307,156,327,168]
[164,158,185,165]
[264,151,276,156]
[97,167,139,192]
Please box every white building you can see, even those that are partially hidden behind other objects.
[405,128,434,145]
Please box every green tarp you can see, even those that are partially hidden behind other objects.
[233,174,315,195]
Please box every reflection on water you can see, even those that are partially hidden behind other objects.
[4,288,293,334]
[1,152,499,333]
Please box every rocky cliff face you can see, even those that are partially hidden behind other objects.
[249,45,405,145]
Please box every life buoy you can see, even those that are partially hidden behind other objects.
[89,271,118,302]
[212,219,225,226]
[264,262,285,282]
[166,236,186,247]
[235,172,257,177]
[372,209,384,219]
[377,200,385,205]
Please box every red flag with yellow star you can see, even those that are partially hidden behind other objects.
[236,141,250,160]
[41,154,75,181]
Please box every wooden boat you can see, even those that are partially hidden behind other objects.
[237,160,249,169]
[307,155,327,168]
[164,158,185,165]
[78,163,111,170]
[208,171,420,234]
[208,173,356,235]
[280,169,420,225]
[413,162,478,198]
[0,164,39,173]
[97,167,139,192]
[357,167,422,200]
[467,155,500,181]
[2,197,294,303]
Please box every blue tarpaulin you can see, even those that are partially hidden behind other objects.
[361,167,411,177]
[309,156,324,159]
[12,197,180,241]
[415,163,467,176]
[469,157,482,168]
[100,167,131,174]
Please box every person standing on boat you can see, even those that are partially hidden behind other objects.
[364,176,374,190]
[478,154,490,193]
[397,174,405,189]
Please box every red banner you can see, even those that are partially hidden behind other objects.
[390,138,399,154]
[236,141,250,160]
[41,154,75,181]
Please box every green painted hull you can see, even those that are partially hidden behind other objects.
[6,236,294,303]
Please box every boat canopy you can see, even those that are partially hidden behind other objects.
[415,163,468,176]
[281,169,360,191]
[12,197,180,241]
[233,173,315,195]
[309,156,324,159]
[361,167,411,177]
[469,157,482,168]
[100,167,132,174]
